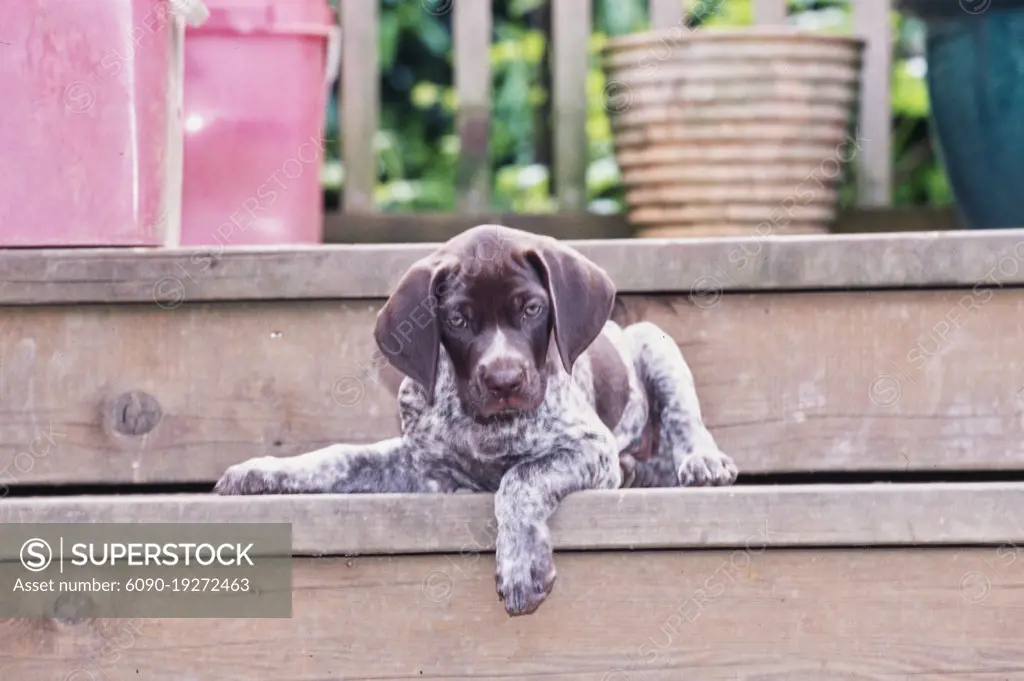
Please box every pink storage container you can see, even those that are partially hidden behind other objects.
[181,0,338,246]
[0,0,207,247]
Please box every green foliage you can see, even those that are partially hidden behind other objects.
[325,0,951,212]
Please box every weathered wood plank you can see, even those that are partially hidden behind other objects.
[4,548,1022,680]
[618,290,1024,474]
[339,0,379,212]
[321,205,958,242]
[325,210,635,242]
[649,0,685,30]
[552,0,591,210]
[2,484,1024,558]
[0,225,1015,305]
[853,0,893,207]
[0,290,1022,484]
[752,0,788,24]
[453,0,492,212]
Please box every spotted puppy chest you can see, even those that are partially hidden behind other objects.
[461,364,599,458]
[452,374,594,459]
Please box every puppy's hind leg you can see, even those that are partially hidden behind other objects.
[623,322,738,487]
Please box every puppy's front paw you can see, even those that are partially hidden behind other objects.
[214,456,292,495]
[495,530,556,617]
[677,449,738,487]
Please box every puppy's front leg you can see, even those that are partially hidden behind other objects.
[493,432,620,616]
[214,437,456,495]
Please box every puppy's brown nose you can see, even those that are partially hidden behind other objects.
[482,366,525,396]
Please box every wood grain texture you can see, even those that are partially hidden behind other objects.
[3,548,1022,680]
[619,290,1024,474]
[2,484,1024,558]
[453,0,492,212]
[339,0,379,212]
[320,207,959,244]
[0,223,1014,306]
[752,0,788,24]
[552,0,591,210]
[1,289,1023,485]
[325,210,636,242]
[648,0,685,30]
[853,0,893,207]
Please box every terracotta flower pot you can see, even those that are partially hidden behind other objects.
[601,26,865,238]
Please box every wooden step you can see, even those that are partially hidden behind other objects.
[2,483,1023,554]
[2,230,1023,486]
[2,484,1022,680]
[3,229,1024,679]
[1,229,1022,304]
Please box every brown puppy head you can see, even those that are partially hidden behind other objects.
[373,224,616,421]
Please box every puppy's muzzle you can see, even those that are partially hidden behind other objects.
[477,359,533,413]
[482,364,525,396]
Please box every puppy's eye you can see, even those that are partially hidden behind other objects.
[523,302,543,317]
[447,312,467,328]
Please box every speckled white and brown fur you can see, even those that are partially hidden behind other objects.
[214,224,737,616]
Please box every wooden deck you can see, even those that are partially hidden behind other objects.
[2,229,1024,679]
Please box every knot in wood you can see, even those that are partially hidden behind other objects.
[52,592,96,624]
[108,391,162,436]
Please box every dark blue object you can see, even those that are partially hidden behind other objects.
[922,8,1024,228]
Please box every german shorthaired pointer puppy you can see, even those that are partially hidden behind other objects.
[215,224,737,616]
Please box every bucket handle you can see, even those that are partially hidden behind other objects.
[173,0,210,27]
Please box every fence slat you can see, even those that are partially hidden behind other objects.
[552,0,592,211]
[649,0,685,30]
[339,0,379,213]
[453,0,493,212]
[752,0,788,24]
[853,0,893,207]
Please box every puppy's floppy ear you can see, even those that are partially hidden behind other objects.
[374,258,452,401]
[527,240,616,374]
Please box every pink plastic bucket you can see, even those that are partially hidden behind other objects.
[0,0,193,247]
[180,0,338,246]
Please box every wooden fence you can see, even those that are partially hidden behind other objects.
[336,0,893,218]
